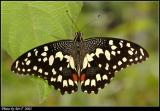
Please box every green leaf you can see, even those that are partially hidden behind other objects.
[2,1,83,59]
[29,76,52,104]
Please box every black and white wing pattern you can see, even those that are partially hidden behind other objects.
[80,37,149,94]
[11,40,78,95]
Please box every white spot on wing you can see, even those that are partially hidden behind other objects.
[102,75,108,80]
[34,49,37,52]
[27,69,31,72]
[84,90,87,93]
[119,42,123,48]
[24,58,28,62]
[33,66,37,71]
[38,58,41,62]
[118,61,122,66]
[122,57,127,62]
[49,55,54,66]
[120,40,123,43]
[126,43,131,47]
[135,51,137,54]
[81,81,84,85]
[91,91,95,93]
[74,81,77,85]
[68,79,74,86]
[117,51,121,54]
[140,56,142,59]
[86,53,94,62]
[129,59,133,62]
[128,50,133,55]
[69,56,75,69]
[113,65,117,69]
[84,79,90,86]
[35,51,38,56]
[59,67,62,71]
[41,52,47,56]
[22,69,25,72]
[55,51,63,61]
[98,64,102,68]
[71,90,74,93]
[131,48,134,51]
[38,68,43,73]
[105,63,109,70]
[50,77,54,82]
[82,56,88,70]
[27,52,31,57]
[51,77,56,82]
[15,61,19,68]
[95,48,104,58]
[90,53,95,57]
[18,68,20,71]
[26,60,31,65]
[109,40,113,45]
[91,79,96,86]
[111,51,116,56]
[88,63,91,67]
[44,46,48,51]
[96,74,101,81]
[43,57,48,62]
[57,75,62,82]
[105,50,111,60]
[135,57,139,61]
[67,64,70,68]
[140,48,144,56]
[64,55,70,62]
[63,80,68,87]
[44,72,48,75]
[52,68,56,75]
[111,45,117,50]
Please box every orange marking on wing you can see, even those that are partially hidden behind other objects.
[80,73,86,81]
[72,74,78,81]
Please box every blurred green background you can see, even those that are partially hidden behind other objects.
[1,1,159,106]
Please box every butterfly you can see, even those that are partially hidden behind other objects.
[11,32,149,95]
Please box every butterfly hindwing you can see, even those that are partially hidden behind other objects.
[11,40,78,94]
[80,37,149,94]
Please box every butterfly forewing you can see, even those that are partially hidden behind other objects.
[11,40,78,94]
[80,37,149,94]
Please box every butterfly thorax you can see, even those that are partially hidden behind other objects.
[72,32,86,72]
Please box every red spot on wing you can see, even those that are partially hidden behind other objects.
[72,73,78,81]
[80,73,86,81]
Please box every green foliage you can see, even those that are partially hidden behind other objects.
[1,1,159,106]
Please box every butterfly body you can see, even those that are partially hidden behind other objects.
[11,32,149,94]
[72,32,86,71]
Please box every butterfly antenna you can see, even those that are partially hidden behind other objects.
[66,10,80,32]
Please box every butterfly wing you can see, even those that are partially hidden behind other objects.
[80,37,149,94]
[11,40,78,94]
